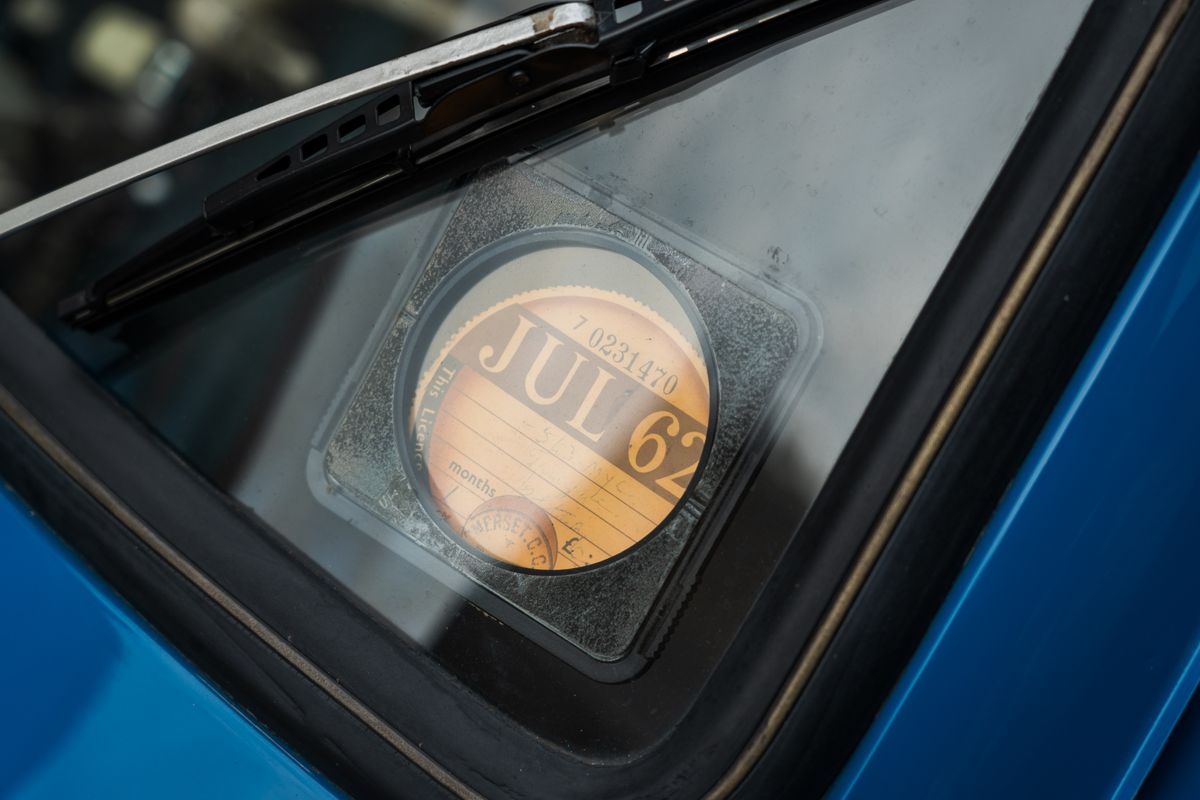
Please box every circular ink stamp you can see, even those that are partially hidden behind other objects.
[462,495,559,570]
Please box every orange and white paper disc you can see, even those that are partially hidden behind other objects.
[410,283,711,571]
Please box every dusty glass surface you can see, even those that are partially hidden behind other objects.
[1,0,1093,712]
[222,0,1092,654]
[541,0,1094,503]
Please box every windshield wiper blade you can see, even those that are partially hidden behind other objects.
[59,0,884,330]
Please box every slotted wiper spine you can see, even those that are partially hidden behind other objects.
[54,0,886,329]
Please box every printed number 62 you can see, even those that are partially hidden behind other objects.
[627,411,705,498]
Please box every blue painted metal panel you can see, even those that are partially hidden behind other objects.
[832,155,1200,799]
[0,485,339,800]
[1141,690,1200,799]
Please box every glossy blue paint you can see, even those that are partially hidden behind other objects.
[0,485,339,800]
[832,155,1200,799]
[1141,690,1200,799]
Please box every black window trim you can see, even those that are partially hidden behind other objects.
[0,1,1196,797]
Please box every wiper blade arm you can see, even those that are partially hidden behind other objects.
[59,0,883,330]
[59,2,612,329]
[202,43,608,234]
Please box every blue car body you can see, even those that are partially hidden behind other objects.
[0,488,336,799]
[835,156,1200,799]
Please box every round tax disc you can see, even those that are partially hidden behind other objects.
[404,231,714,572]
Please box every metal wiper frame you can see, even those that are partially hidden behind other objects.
[0,0,885,329]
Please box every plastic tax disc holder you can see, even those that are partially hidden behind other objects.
[313,165,819,674]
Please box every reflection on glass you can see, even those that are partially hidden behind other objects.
[0,0,1096,752]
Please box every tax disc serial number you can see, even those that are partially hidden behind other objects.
[410,286,711,571]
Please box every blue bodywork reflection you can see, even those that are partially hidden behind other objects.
[833,158,1200,797]
[0,485,338,800]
